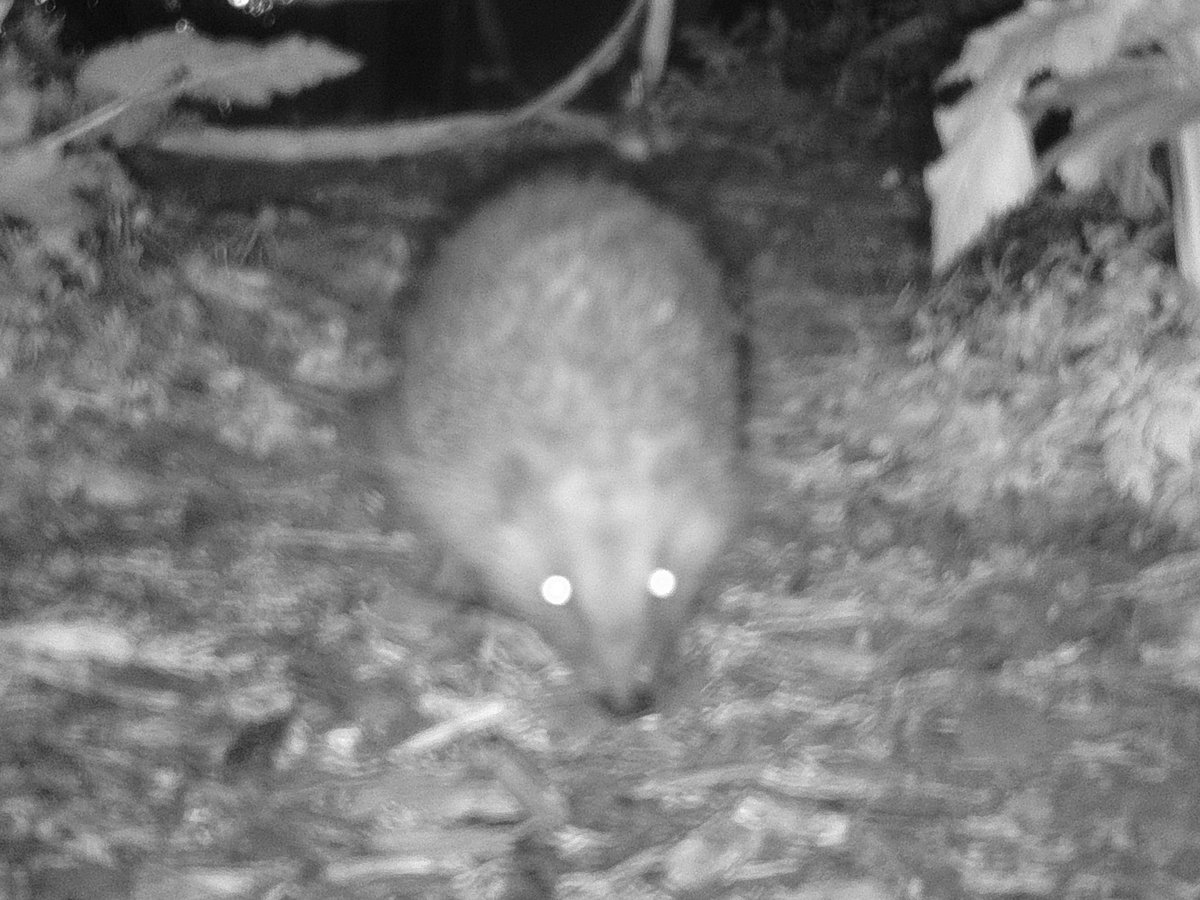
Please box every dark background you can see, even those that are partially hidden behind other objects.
[55,0,758,120]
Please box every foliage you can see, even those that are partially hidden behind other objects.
[0,11,359,282]
[76,29,362,115]
[926,0,1200,271]
[910,202,1200,536]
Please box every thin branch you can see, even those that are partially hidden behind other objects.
[150,0,650,161]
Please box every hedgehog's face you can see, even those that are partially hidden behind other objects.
[480,454,741,715]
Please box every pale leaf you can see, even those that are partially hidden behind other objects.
[940,0,1143,101]
[0,77,38,146]
[926,0,1170,270]
[77,28,362,108]
[1040,78,1200,189]
[925,108,1035,271]
[0,143,89,230]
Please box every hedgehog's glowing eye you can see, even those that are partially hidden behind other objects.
[540,574,573,607]
[646,567,677,600]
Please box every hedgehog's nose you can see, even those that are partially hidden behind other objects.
[596,683,655,717]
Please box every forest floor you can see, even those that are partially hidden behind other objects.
[6,53,1200,900]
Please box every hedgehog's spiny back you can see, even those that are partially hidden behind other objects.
[372,171,744,715]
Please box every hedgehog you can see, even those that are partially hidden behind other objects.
[371,170,745,715]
